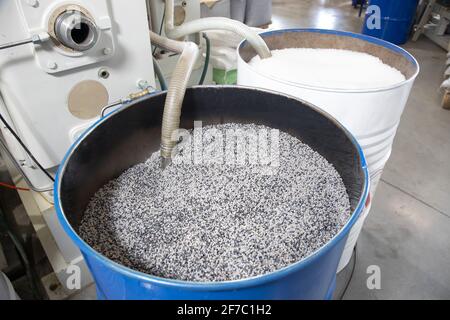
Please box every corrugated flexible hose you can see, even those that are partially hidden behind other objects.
[164,0,271,59]
[149,32,199,167]
[154,1,271,167]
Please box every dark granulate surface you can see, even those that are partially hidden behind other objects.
[79,123,351,282]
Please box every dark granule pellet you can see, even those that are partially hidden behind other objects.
[79,123,350,282]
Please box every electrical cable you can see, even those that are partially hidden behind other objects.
[153,56,168,91]
[0,182,53,205]
[152,3,166,57]
[0,182,30,191]
[338,243,358,300]
[198,33,210,85]
[0,207,43,299]
[150,3,168,91]
[0,112,54,182]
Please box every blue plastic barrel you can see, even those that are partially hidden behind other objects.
[362,0,419,45]
[55,86,369,300]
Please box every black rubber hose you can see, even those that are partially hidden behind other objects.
[198,33,211,85]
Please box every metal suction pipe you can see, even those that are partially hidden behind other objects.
[149,31,199,167]
[54,10,99,51]
[164,0,271,59]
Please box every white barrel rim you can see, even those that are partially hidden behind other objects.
[238,28,420,93]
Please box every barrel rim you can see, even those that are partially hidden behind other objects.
[54,85,370,291]
[238,28,420,93]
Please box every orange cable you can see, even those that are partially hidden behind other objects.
[0,181,30,191]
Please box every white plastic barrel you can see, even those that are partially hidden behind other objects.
[237,29,419,271]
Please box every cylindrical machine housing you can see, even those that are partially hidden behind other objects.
[237,29,419,270]
[55,86,369,300]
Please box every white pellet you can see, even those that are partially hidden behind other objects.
[249,48,406,89]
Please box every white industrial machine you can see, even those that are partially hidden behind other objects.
[0,0,158,189]
[0,0,269,297]
[0,0,207,296]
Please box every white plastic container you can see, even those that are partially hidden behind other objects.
[238,29,419,271]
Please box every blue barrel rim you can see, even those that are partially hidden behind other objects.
[238,28,420,93]
[54,85,370,291]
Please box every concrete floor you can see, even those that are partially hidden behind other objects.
[272,0,450,299]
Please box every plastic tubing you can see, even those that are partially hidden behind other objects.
[149,31,199,166]
[164,0,271,59]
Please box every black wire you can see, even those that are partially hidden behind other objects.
[198,33,211,85]
[152,3,166,57]
[0,207,43,299]
[0,112,54,182]
[338,242,357,300]
[153,56,168,91]
[359,0,367,17]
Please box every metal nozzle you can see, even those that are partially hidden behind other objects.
[54,10,99,51]
[161,157,172,170]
